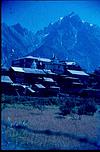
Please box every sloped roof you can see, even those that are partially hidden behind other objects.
[50,86,60,89]
[24,68,46,75]
[1,76,13,83]
[11,67,25,72]
[83,88,100,92]
[15,56,51,62]
[43,77,54,82]
[37,57,51,62]
[67,70,89,76]
[64,76,79,80]
[11,67,46,75]
[25,56,51,62]
[13,56,36,61]
[27,87,35,93]
[11,83,27,88]
[65,62,76,65]
[11,83,22,86]
[72,82,83,85]
[35,84,45,88]
[24,56,36,59]
[43,69,56,75]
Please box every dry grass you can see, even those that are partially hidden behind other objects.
[1,94,100,150]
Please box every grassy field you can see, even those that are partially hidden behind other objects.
[1,94,100,150]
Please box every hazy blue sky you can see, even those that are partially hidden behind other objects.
[2,0,100,33]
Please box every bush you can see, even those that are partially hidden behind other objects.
[59,96,97,116]
[77,103,97,115]
[59,105,71,116]
[59,101,73,116]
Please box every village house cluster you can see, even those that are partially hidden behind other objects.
[1,55,100,98]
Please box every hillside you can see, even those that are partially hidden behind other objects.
[30,12,100,72]
[1,23,36,67]
[2,12,100,72]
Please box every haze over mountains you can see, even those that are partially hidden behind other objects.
[2,12,100,72]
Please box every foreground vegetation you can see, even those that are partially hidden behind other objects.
[1,94,99,116]
[1,94,100,150]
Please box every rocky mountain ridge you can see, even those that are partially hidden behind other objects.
[2,12,100,72]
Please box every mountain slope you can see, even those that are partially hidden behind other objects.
[2,12,100,72]
[30,12,100,72]
[1,23,36,67]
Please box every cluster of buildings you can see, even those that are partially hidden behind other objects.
[1,55,100,98]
